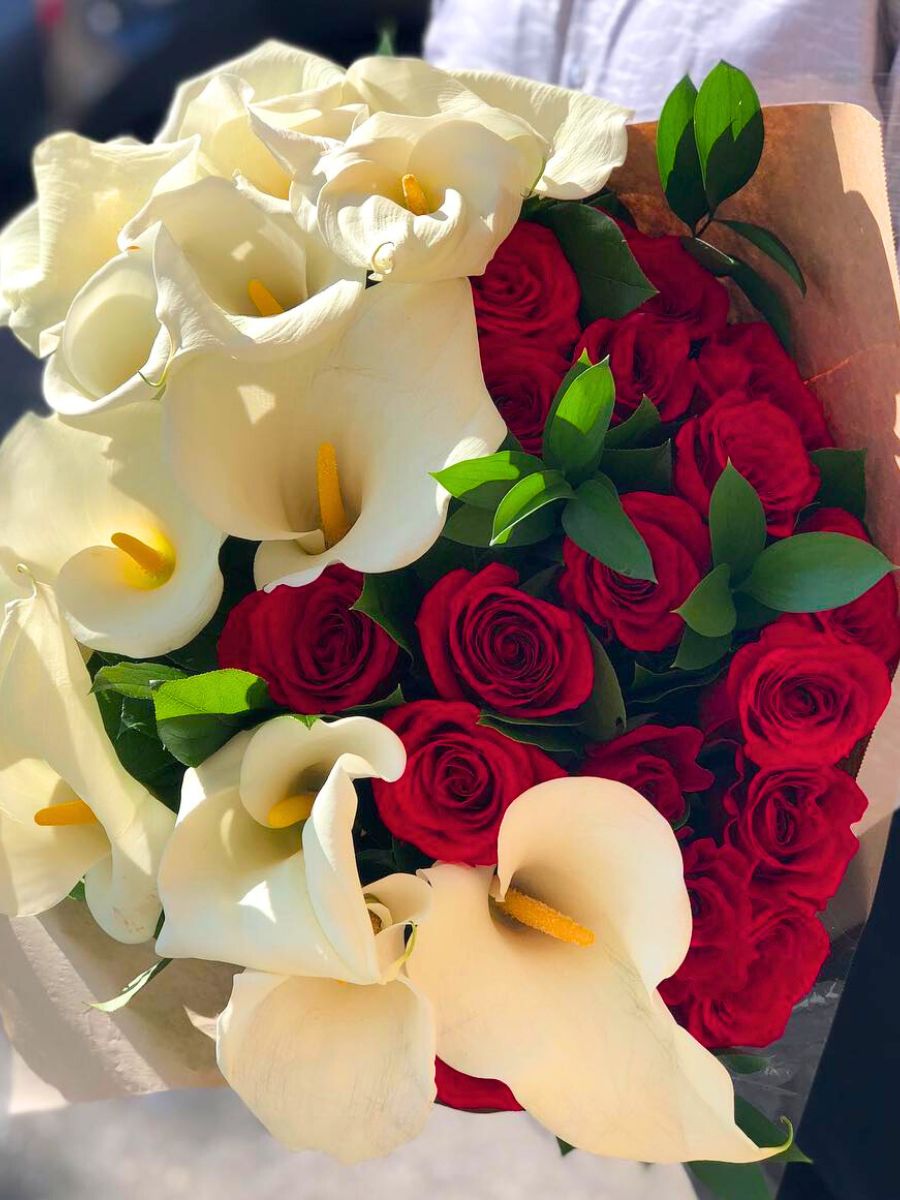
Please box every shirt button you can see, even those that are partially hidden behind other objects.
[566,58,586,89]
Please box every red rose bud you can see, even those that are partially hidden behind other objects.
[618,224,730,339]
[724,763,867,909]
[371,700,564,866]
[471,221,581,358]
[580,724,714,825]
[695,321,834,451]
[575,313,696,424]
[721,619,891,768]
[479,339,570,454]
[674,397,820,536]
[435,1058,522,1113]
[559,492,710,653]
[417,564,594,719]
[793,508,900,667]
[217,566,398,715]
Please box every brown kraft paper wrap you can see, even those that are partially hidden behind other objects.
[1,101,898,1114]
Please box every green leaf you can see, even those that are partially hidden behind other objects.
[734,592,782,631]
[442,503,557,549]
[477,712,584,755]
[91,957,172,1014]
[557,1138,576,1157]
[491,470,573,546]
[543,357,615,481]
[375,19,396,55]
[432,451,544,509]
[68,880,86,902]
[693,61,764,209]
[718,218,806,293]
[682,237,792,351]
[656,75,708,228]
[341,685,405,717]
[629,661,724,706]
[153,669,276,767]
[688,1161,772,1200]
[351,571,418,655]
[519,565,561,599]
[810,447,867,519]
[709,462,767,581]
[735,1097,810,1164]
[675,563,737,637]
[531,203,657,321]
[93,686,184,812]
[91,661,187,702]
[673,626,732,671]
[579,631,627,742]
[603,395,662,449]
[740,532,895,612]
[601,442,672,494]
[562,476,656,582]
[717,1052,769,1076]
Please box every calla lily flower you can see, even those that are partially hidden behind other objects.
[346,56,631,200]
[0,402,224,658]
[157,40,352,200]
[161,277,506,589]
[0,582,175,943]
[43,177,363,420]
[315,109,545,282]
[157,715,436,1161]
[0,132,199,354]
[406,776,781,1165]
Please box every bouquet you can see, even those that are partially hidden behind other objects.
[0,42,897,1198]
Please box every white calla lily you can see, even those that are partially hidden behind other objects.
[44,177,364,420]
[407,777,780,1165]
[162,277,506,589]
[316,109,545,281]
[0,582,174,943]
[157,714,436,1161]
[0,403,223,657]
[0,132,199,354]
[346,56,631,200]
[157,40,350,200]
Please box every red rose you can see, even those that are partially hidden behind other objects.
[471,221,581,357]
[665,891,830,1049]
[217,566,398,714]
[674,397,819,536]
[620,224,730,338]
[559,492,710,652]
[695,322,833,451]
[580,724,713,824]
[575,313,696,423]
[792,508,900,667]
[417,564,594,719]
[372,701,564,865]
[435,1058,522,1113]
[720,620,891,767]
[724,763,866,908]
[479,340,569,454]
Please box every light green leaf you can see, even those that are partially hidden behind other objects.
[432,451,545,509]
[718,218,806,293]
[603,395,662,449]
[442,503,557,548]
[656,75,708,228]
[543,357,615,482]
[693,61,764,209]
[491,470,573,546]
[531,203,657,321]
[351,571,418,655]
[740,532,895,612]
[91,660,187,701]
[675,563,737,637]
[709,462,767,581]
[579,630,627,741]
[153,669,275,767]
[601,442,672,494]
[810,447,867,519]
[91,957,172,1013]
[562,476,656,582]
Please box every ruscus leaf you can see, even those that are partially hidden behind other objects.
[675,563,737,637]
[491,470,573,546]
[432,451,545,509]
[718,218,806,293]
[709,462,767,582]
[740,532,895,612]
[543,357,615,481]
[656,75,708,228]
[693,61,764,209]
[561,476,656,582]
[810,447,867,519]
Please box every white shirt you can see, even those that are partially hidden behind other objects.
[426,0,900,228]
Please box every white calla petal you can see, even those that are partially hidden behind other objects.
[0,583,174,942]
[0,404,223,657]
[407,778,772,1164]
[218,970,436,1162]
[162,278,505,587]
[367,872,433,981]
[0,133,198,353]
